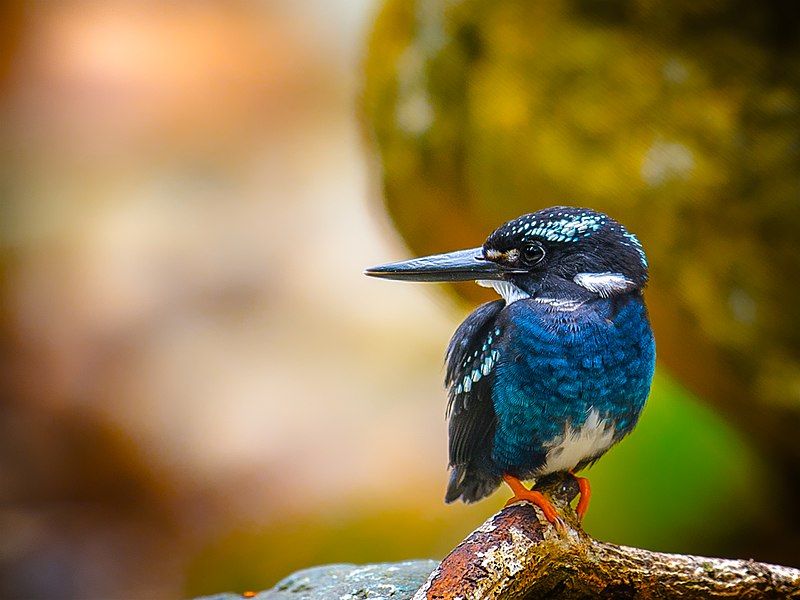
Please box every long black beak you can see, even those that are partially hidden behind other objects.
[364,247,524,282]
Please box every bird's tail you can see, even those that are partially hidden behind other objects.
[445,464,502,504]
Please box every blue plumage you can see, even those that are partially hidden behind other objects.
[491,295,655,477]
[366,206,657,517]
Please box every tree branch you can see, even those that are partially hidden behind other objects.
[414,473,800,599]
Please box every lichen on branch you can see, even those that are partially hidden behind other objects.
[414,473,800,599]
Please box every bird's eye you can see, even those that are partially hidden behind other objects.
[520,242,545,266]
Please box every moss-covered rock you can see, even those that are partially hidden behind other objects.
[194,560,437,600]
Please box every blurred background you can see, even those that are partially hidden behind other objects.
[0,1,798,598]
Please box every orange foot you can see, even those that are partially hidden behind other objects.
[502,474,561,525]
[570,471,591,520]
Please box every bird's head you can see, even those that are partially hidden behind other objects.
[366,207,648,302]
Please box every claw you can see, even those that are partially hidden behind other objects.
[570,472,591,520]
[502,474,561,525]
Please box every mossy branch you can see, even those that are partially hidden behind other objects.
[414,473,800,599]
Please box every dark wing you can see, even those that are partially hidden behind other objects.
[444,299,505,503]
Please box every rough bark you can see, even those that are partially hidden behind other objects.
[414,473,800,599]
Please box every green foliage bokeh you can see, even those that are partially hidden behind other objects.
[362,0,800,435]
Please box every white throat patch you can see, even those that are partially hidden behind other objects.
[477,280,530,305]
[574,272,635,298]
[534,297,584,311]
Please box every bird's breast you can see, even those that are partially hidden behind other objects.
[489,294,655,474]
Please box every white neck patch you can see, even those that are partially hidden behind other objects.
[477,280,530,305]
[574,272,635,298]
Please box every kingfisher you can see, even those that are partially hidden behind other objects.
[365,207,655,523]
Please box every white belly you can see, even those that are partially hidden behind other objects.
[539,409,616,475]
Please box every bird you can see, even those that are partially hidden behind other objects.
[365,206,656,523]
